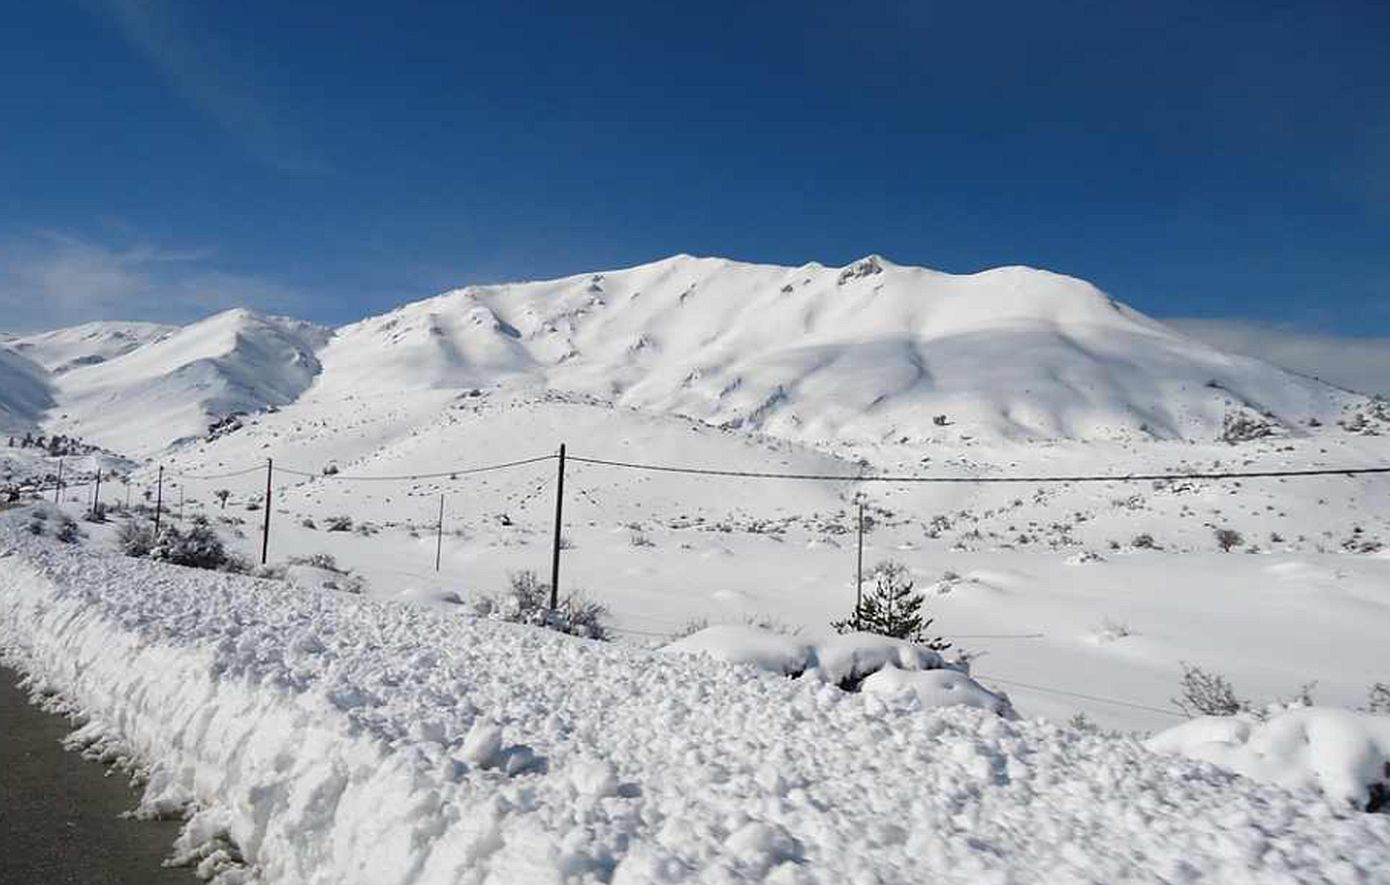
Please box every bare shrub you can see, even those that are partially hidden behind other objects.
[1214,528,1244,552]
[472,570,610,641]
[325,515,353,532]
[1366,682,1390,714]
[1173,663,1248,717]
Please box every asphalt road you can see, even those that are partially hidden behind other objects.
[0,665,194,885]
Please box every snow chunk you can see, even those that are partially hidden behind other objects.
[808,631,954,686]
[1148,707,1390,810]
[860,667,1017,718]
[569,758,619,798]
[662,625,811,675]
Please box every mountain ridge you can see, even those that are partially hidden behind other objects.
[0,255,1369,454]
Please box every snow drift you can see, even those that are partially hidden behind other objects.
[1149,708,1390,812]
[2,516,1388,884]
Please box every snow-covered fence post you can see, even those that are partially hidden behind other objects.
[91,469,102,518]
[53,458,63,504]
[260,458,273,565]
[549,444,566,611]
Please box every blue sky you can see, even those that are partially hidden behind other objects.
[1,0,1386,338]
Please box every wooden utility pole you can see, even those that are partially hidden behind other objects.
[260,459,273,564]
[856,498,865,631]
[53,459,63,504]
[91,470,102,518]
[154,465,164,534]
[434,493,445,572]
[549,444,566,610]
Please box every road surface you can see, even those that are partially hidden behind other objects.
[0,664,195,884]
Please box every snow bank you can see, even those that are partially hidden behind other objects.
[1148,708,1390,811]
[662,625,812,675]
[662,626,958,687]
[3,519,1389,883]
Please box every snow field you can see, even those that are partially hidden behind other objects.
[3,518,1390,884]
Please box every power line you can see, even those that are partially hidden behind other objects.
[166,465,266,481]
[971,671,1184,719]
[566,454,1390,484]
[277,453,556,482]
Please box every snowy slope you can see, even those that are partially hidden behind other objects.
[0,343,53,435]
[317,255,1355,446]
[6,320,175,374]
[3,521,1387,884]
[43,309,332,456]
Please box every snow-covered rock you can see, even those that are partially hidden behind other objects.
[860,667,1017,718]
[1148,707,1390,811]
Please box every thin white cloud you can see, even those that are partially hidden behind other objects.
[0,230,306,331]
[1168,318,1390,398]
[88,0,323,172]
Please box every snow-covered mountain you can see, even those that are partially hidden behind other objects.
[38,309,332,456]
[0,345,52,435]
[0,254,1372,456]
[321,255,1352,446]
[5,320,176,374]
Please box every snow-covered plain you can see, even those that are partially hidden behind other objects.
[3,516,1388,884]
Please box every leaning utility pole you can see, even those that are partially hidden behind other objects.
[260,459,273,564]
[549,444,567,610]
[434,493,445,572]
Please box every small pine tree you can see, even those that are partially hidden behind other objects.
[833,560,950,651]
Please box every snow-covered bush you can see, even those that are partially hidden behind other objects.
[1093,617,1133,643]
[324,515,353,532]
[152,523,233,570]
[54,514,81,543]
[1148,708,1390,812]
[832,560,950,651]
[1173,663,1247,717]
[118,519,242,573]
[664,625,1012,714]
[1366,683,1390,715]
[117,519,156,557]
[472,570,610,641]
[285,553,366,594]
[1220,410,1279,443]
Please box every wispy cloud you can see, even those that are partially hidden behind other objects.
[0,230,306,331]
[87,0,323,172]
[1168,318,1390,398]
